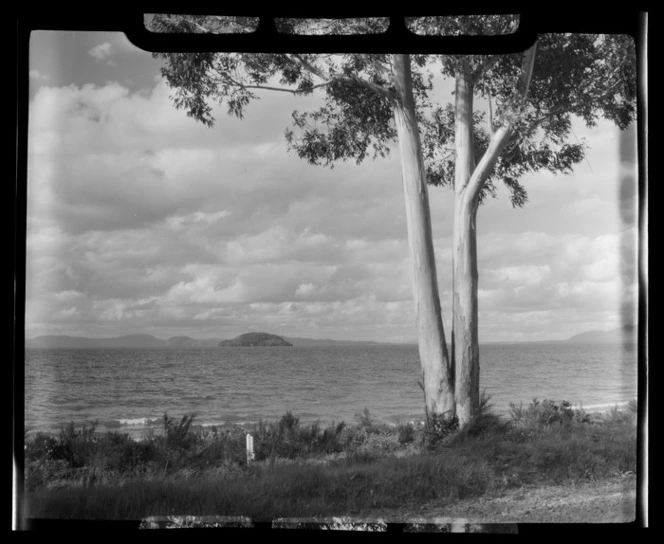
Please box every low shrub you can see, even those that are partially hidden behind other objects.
[25,459,71,491]
[97,432,158,473]
[603,404,637,426]
[397,422,416,445]
[161,413,198,451]
[354,407,375,429]
[51,421,99,468]
[509,398,585,429]
[190,429,246,469]
[250,411,407,462]
[423,412,459,449]
[25,433,59,462]
[253,417,300,460]
[317,421,347,454]
[278,411,300,435]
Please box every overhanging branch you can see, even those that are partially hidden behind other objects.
[466,43,538,201]
[465,125,514,202]
[243,82,333,94]
[347,74,395,100]
[290,53,395,101]
[289,53,331,81]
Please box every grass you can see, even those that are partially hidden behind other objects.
[23,399,637,521]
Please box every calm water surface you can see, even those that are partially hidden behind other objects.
[24,343,638,438]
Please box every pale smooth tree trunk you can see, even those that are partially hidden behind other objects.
[452,62,481,426]
[452,195,481,426]
[451,46,538,426]
[392,54,455,419]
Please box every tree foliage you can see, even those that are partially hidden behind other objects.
[411,17,637,208]
[151,15,636,209]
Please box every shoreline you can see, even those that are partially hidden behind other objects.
[23,399,637,440]
[23,400,638,522]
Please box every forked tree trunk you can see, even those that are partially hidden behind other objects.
[451,45,538,426]
[392,54,455,419]
[452,63,481,426]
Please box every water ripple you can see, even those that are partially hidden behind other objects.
[24,344,637,436]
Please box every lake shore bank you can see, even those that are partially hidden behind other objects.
[23,399,638,524]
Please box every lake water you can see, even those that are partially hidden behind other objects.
[24,343,638,439]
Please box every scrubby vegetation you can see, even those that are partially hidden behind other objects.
[23,398,637,521]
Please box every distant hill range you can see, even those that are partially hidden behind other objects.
[25,333,393,349]
[24,325,637,349]
[562,325,637,344]
[25,334,220,349]
[165,336,221,348]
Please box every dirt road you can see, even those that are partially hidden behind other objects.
[368,474,639,524]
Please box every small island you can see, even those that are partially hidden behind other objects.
[218,332,293,347]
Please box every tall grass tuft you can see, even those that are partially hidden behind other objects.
[55,421,99,468]
[444,391,511,446]
[353,407,375,428]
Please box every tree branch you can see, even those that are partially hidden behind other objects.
[471,55,500,81]
[290,53,395,100]
[205,65,333,96]
[466,43,537,201]
[465,125,514,204]
[373,59,394,78]
[347,74,396,100]
[247,82,334,94]
[513,44,537,109]
[289,53,332,81]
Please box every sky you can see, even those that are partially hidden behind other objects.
[23,30,640,343]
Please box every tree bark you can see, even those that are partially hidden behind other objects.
[452,194,481,426]
[392,54,455,419]
[452,62,481,426]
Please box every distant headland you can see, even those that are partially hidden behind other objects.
[218,332,293,347]
[561,324,636,344]
[24,333,390,349]
[24,325,637,349]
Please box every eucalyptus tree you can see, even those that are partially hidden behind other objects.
[150,14,637,427]
[416,15,637,424]
[150,14,456,420]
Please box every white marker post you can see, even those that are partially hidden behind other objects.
[246,433,255,463]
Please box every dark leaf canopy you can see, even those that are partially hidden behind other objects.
[150,15,637,209]
[286,79,396,167]
[284,54,435,167]
[423,32,636,207]
[149,13,259,34]
[275,17,390,35]
[407,14,520,36]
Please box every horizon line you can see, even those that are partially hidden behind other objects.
[23,331,628,345]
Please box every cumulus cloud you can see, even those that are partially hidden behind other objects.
[473,227,636,341]
[295,283,317,297]
[88,42,114,64]
[24,61,637,342]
